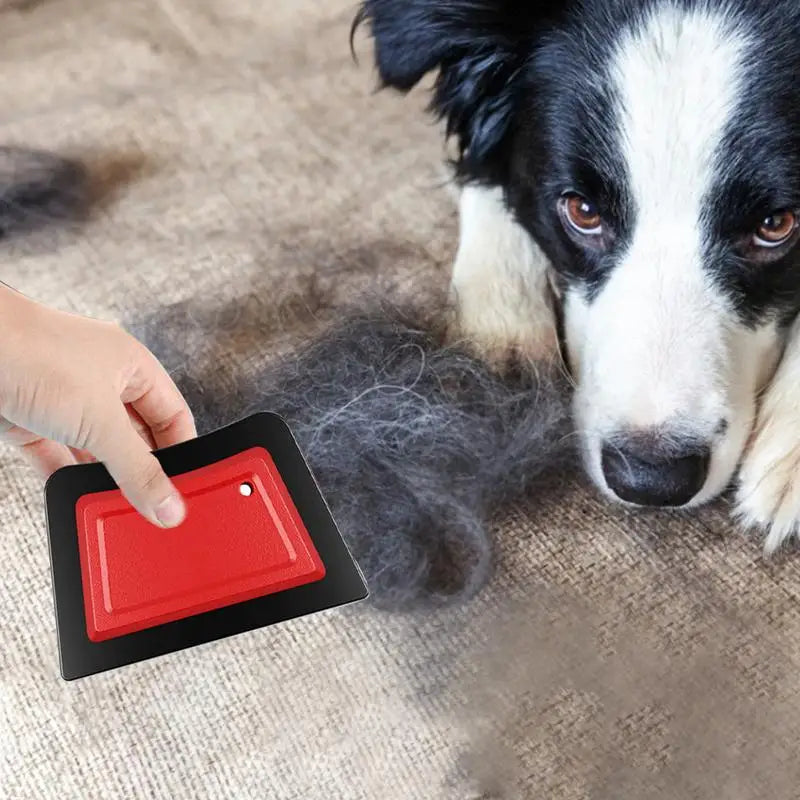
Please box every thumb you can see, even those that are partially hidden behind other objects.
[90,404,187,528]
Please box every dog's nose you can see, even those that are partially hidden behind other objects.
[600,432,711,508]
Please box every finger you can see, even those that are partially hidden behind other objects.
[125,405,157,450]
[0,418,40,446]
[16,437,76,476]
[90,403,186,528]
[69,447,96,464]
[123,349,196,450]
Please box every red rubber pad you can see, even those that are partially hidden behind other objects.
[75,446,326,642]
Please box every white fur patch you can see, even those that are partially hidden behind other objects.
[613,5,746,238]
[450,185,559,362]
[736,317,800,553]
[567,3,779,505]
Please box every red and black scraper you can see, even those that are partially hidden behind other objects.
[44,413,368,680]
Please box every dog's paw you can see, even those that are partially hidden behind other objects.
[449,184,561,368]
[735,399,800,554]
[448,279,560,368]
[449,308,559,367]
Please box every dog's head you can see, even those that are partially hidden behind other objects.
[357,0,800,509]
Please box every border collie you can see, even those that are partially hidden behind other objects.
[355,0,800,553]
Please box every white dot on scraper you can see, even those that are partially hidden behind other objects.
[239,482,254,497]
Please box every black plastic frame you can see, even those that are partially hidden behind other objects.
[44,412,368,680]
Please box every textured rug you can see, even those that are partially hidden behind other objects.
[2,1,800,798]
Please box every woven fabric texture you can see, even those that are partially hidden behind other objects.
[2,2,800,798]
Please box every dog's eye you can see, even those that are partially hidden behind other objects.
[560,194,603,236]
[754,211,798,248]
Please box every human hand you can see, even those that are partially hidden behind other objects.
[0,284,196,527]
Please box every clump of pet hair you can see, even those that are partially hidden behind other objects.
[132,297,576,610]
[0,146,88,237]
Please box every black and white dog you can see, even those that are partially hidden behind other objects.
[356,0,800,552]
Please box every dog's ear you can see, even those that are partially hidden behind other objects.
[353,1,563,175]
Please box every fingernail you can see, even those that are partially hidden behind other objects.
[155,494,185,528]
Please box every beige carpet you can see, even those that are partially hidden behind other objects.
[2,1,800,798]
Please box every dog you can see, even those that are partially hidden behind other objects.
[355,0,800,553]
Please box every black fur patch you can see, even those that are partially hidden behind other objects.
[0,146,88,237]
[353,0,568,184]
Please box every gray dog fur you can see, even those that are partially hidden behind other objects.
[133,299,576,609]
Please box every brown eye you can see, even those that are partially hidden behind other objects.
[755,211,798,248]
[560,194,603,235]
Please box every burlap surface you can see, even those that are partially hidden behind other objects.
[2,2,799,798]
